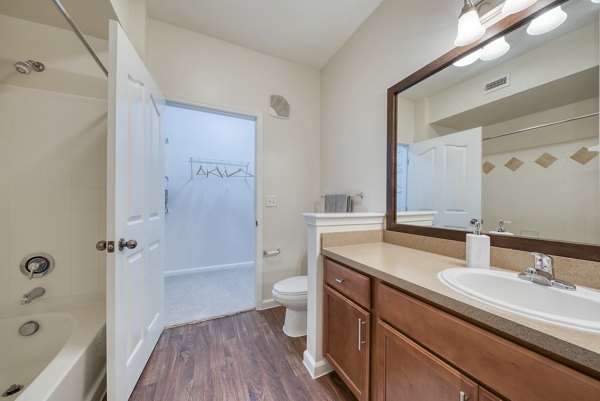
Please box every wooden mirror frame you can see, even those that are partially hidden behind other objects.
[386,0,600,262]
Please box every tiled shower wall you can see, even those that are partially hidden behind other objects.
[0,85,107,316]
[482,138,599,244]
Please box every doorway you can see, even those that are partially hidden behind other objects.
[163,102,258,326]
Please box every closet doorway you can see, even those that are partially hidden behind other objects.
[163,101,259,326]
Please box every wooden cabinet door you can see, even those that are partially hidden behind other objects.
[479,388,503,401]
[375,320,478,401]
[324,285,370,401]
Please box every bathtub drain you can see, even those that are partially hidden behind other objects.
[2,384,24,397]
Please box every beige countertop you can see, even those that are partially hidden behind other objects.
[322,242,600,379]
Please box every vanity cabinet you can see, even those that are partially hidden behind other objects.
[376,282,600,401]
[323,259,371,401]
[322,257,600,401]
[375,320,479,401]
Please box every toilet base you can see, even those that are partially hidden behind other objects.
[283,309,307,337]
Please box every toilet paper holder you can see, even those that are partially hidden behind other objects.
[263,249,281,257]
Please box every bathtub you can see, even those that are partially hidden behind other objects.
[0,303,106,401]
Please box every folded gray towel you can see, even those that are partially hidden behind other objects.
[324,194,352,213]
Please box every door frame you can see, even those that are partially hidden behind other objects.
[162,94,264,310]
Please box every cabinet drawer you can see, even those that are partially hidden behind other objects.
[378,283,600,401]
[325,258,370,309]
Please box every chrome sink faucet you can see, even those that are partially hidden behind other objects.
[518,252,576,291]
[21,287,46,305]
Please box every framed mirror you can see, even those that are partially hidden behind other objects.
[387,0,600,261]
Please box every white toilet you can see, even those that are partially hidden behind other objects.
[272,275,308,337]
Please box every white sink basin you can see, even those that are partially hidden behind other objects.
[438,268,600,333]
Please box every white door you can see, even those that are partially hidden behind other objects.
[407,127,482,230]
[106,21,165,401]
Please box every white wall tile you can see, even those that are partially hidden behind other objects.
[0,232,8,256]
[9,231,41,258]
[10,87,45,118]
[71,250,100,273]
[0,139,9,163]
[40,209,71,232]
[9,115,45,141]
[9,162,42,187]
[0,165,8,187]
[0,114,9,141]
[0,256,8,281]
[0,85,106,316]
[0,87,10,115]
[44,92,74,122]
[46,120,76,143]
[71,271,100,295]
[9,209,41,233]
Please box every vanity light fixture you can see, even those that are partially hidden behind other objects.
[454,0,486,47]
[453,49,483,67]
[526,6,567,35]
[480,36,510,61]
[502,0,538,14]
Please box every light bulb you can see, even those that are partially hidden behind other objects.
[480,36,510,61]
[454,1,486,47]
[502,0,538,15]
[592,0,600,3]
[527,6,567,36]
[453,49,483,67]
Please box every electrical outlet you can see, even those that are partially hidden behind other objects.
[266,195,278,207]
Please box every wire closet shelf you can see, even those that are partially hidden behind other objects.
[189,158,254,181]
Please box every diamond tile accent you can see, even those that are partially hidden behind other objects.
[504,157,524,171]
[482,161,495,174]
[534,152,558,168]
[570,147,598,165]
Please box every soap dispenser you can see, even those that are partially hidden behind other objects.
[466,219,490,269]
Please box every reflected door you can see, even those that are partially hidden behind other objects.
[106,21,165,400]
[407,128,482,229]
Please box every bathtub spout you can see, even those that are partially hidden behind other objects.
[21,287,45,305]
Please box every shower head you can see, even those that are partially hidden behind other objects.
[14,60,45,75]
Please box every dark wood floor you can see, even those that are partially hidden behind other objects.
[129,307,357,401]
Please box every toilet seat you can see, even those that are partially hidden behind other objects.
[273,276,307,296]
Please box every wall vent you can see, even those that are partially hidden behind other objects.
[483,74,510,94]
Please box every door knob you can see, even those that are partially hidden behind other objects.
[118,238,138,251]
[96,240,115,253]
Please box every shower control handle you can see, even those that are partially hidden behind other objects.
[119,238,138,251]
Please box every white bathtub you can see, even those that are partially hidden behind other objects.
[0,303,106,401]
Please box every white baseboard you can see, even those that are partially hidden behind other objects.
[303,350,333,379]
[257,298,279,310]
[165,261,253,277]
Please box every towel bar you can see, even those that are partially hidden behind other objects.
[320,192,364,199]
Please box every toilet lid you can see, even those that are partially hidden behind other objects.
[273,276,307,296]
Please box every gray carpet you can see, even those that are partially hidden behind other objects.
[164,265,255,327]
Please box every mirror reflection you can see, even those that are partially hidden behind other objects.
[395,0,599,245]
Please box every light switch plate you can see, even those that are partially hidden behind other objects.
[266,195,278,207]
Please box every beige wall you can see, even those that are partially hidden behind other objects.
[147,19,321,307]
[0,14,107,98]
[320,0,458,212]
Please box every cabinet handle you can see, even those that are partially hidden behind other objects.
[335,278,344,284]
[357,318,367,351]
[459,391,469,401]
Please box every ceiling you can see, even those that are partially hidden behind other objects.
[0,0,116,39]
[147,0,383,69]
